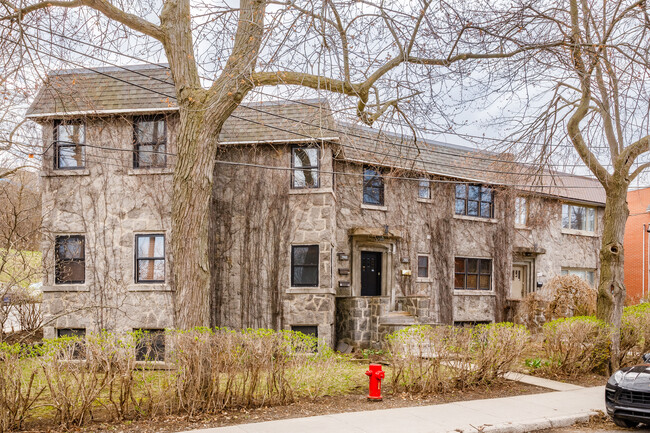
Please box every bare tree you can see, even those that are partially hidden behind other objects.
[475,0,650,367]
[0,0,561,328]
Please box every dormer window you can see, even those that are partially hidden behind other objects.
[54,122,85,169]
[134,117,166,168]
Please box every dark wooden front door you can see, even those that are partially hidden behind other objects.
[361,251,382,296]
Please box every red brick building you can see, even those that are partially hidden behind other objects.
[624,187,650,303]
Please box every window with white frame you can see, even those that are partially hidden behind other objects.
[561,268,596,286]
[562,204,595,232]
[515,197,528,225]
[418,178,431,199]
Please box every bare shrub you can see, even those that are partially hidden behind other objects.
[541,316,610,377]
[469,323,529,384]
[38,336,111,427]
[169,327,317,415]
[516,275,596,330]
[0,343,43,432]
[386,323,529,394]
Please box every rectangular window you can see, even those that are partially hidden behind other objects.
[562,204,595,232]
[291,245,319,287]
[292,146,320,188]
[134,117,166,168]
[363,166,384,205]
[418,178,431,199]
[454,257,492,290]
[54,122,85,169]
[135,234,165,283]
[55,235,85,284]
[291,325,318,352]
[417,255,429,278]
[515,197,528,225]
[57,328,86,359]
[134,329,165,362]
[561,268,596,286]
[455,184,493,218]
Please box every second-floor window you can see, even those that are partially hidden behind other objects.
[363,166,384,205]
[55,235,85,284]
[292,146,320,188]
[135,234,165,283]
[562,204,595,232]
[515,197,528,225]
[54,122,85,169]
[418,178,431,199]
[455,184,493,218]
[134,118,166,168]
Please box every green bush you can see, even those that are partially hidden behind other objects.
[620,303,650,366]
[541,316,610,376]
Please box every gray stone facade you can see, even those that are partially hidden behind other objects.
[31,97,605,349]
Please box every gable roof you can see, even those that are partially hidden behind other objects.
[26,64,606,205]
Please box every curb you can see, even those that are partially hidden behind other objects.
[465,411,598,433]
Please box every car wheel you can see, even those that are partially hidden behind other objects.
[612,417,639,428]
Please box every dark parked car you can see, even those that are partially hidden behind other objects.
[606,354,650,427]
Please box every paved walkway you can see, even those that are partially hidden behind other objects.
[180,386,605,433]
[503,372,584,391]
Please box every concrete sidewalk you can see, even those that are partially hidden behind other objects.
[181,386,605,433]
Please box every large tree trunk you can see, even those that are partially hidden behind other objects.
[164,0,265,328]
[596,178,629,371]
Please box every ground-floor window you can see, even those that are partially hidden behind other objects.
[417,255,430,279]
[561,268,596,286]
[134,329,165,362]
[291,245,319,287]
[55,235,85,284]
[454,257,492,290]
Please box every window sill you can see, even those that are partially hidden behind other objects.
[127,284,172,292]
[41,169,90,177]
[127,168,172,176]
[43,284,89,292]
[515,224,531,231]
[289,187,335,197]
[561,228,598,237]
[416,278,433,283]
[416,198,434,204]
[287,287,336,295]
[361,204,388,212]
[453,290,495,296]
[453,214,498,224]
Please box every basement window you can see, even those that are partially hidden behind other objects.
[55,235,85,284]
[561,268,595,286]
[57,328,86,359]
[134,117,166,168]
[54,122,85,169]
[454,257,492,291]
[363,166,384,205]
[134,329,165,362]
[291,245,319,287]
[292,146,320,188]
[135,234,165,283]
[455,184,493,218]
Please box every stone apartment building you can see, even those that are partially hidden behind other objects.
[26,65,606,349]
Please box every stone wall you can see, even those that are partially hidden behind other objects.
[40,115,176,339]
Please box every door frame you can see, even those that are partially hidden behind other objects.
[351,239,394,299]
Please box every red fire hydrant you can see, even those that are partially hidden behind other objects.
[365,363,385,401]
